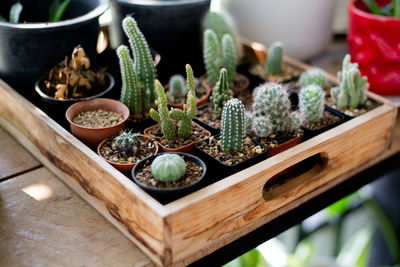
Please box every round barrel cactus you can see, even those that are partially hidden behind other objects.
[112,130,142,157]
[151,154,186,183]
[299,68,327,88]
[299,84,325,123]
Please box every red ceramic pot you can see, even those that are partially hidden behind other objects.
[348,0,400,95]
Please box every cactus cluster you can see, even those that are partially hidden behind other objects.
[299,85,325,124]
[249,83,301,137]
[300,68,327,88]
[116,17,157,119]
[265,42,283,76]
[150,64,197,140]
[331,54,369,110]
[203,29,236,85]
[210,68,233,117]
[151,153,186,183]
[221,98,246,152]
[111,130,142,157]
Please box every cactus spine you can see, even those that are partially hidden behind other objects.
[221,98,245,152]
[299,85,325,123]
[116,16,157,118]
[203,29,236,85]
[265,42,283,75]
[331,54,369,110]
[151,154,186,183]
[210,68,233,117]
[299,68,327,88]
[150,65,197,140]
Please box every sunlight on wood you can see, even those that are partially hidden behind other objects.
[22,183,53,201]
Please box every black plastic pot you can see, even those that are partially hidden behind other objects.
[131,152,207,200]
[0,0,108,93]
[110,0,210,81]
[194,134,267,177]
[301,105,346,141]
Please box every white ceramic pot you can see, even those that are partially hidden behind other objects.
[219,0,336,60]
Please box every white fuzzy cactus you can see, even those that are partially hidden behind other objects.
[299,68,327,88]
[299,85,325,123]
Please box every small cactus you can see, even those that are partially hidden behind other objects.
[150,64,197,140]
[251,116,272,137]
[299,85,325,123]
[331,54,369,110]
[265,42,283,76]
[252,83,300,134]
[151,154,186,183]
[203,29,236,85]
[221,98,245,152]
[210,68,233,118]
[116,17,157,118]
[300,68,327,88]
[111,130,142,157]
[169,74,188,98]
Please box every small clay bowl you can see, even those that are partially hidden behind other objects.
[97,134,159,173]
[65,98,129,148]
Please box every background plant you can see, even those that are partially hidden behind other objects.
[265,42,283,76]
[210,68,233,118]
[111,130,142,157]
[299,68,327,88]
[362,0,400,17]
[299,85,325,124]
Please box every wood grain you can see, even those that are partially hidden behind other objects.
[0,127,40,181]
[0,167,154,267]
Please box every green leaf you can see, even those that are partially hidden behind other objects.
[394,0,400,17]
[9,2,23,23]
[362,0,382,15]
[287,239,315,267]
[49,0,70,22]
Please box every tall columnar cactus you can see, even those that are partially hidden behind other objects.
[299,85,325,124]
[210,68,233,117]
[331,54,369,110]
[299,68,327,88]
[265,42,283,75]
[116,16,157,118]
[221,98,245,152]
[169,74,188,98]
[150,65,197,140]
[203,29,236,85]
[252,83,301,134]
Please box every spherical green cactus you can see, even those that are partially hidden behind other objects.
[151,154,186,183]
[252,116,272,137]
[252,83,299,134]
[221,98,245,152]
[299,68,327,88]
[299,84,325,123]
[331,54,369,110]
[266,42,283,75]
[210,68,233,118]
[111,130,141,157]
[169,74,188,98]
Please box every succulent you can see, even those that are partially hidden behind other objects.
[169,74,188,98]
[210,68,233,118]
[299,68,327,88]
[116,16,157,119]
[150,64,197,140]
[221,98,246,152]
[330,54,369,110]
[299,85,325,124]
[111,130,142,157]
[252,83,301,134]
[151,154,187,183]
[265,42,283,76]
[203,29,237,85]
[251,116,272,137]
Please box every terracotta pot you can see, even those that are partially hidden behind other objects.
[166,81,211,109]
[348,0,400,95]
[201,72,250,95]
[144,122,211,153]
[65,98,129,148]
[97,134,159,173]
[266,134,303,158]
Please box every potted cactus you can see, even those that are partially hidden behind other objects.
[203,28,250,95]
[165,74,211,109]
[246,82,303,157]
[195,98,266,176]
[299,68,328,89]
[144,65,211,153]
[250,42,301,83]
[131,152,207,199]
[299,85,344,140]
[97,130,158,173]
[116,16,158,128]
[327,54,379,117]
[195,68,233,133]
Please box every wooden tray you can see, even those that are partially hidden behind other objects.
[0,42,397,266]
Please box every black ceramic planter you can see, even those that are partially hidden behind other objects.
[110,0,210,81]
[131,152,207,200]
[194,134,267,177]
[301,105,346,141]
[0,0,108,93]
